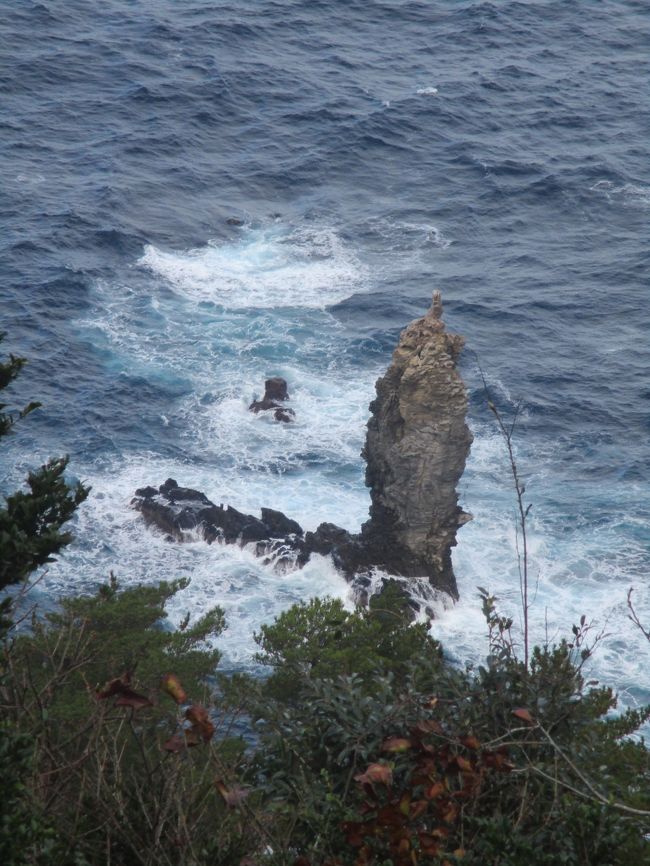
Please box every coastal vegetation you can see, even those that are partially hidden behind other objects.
[2,346,650,865]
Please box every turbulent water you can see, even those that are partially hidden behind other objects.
[2,1,649,709]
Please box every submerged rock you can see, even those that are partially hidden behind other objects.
[133,293,471,603]
[360,291,472,598]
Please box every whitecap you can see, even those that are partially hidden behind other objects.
[416,87,438,95]
[590,179,650,207]
[138,223,367,309]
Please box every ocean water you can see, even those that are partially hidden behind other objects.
[2,0,649,709]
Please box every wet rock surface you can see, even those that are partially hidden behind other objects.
[131,479,360,575]
[249,376,295,422]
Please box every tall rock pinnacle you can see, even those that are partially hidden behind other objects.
[360,292,472,598]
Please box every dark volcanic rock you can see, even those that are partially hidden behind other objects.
[249,377,295,422]
[273,407,295,423]
[264,377,289,402]
[360,291,472,598]
[300,522,365,575]
[260,507,303,537]
[132,479,304,555]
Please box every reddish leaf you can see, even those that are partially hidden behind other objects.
[397,839,411,856]
[161,674,188,705]
[418,833,440,855]
[97,675,130,699]
[512,707,534,724]
[163,734,186,753]
[409,800,429,821]
[425,781,446,800]
[460,735,480,751]
[356,845,372,866]
[163,728,201,751]
[382,737,413,753]
[114,688,153,710]
[355,763,393,787]
[377,805,405,827]
[185,704,215,742]
[97,675,152,710]
[454,755,473,773]
[441,802,459,824]
[215,779,249,807]
[343,822,366,848]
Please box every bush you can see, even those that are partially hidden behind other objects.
[2,576,234,866]
[0,335,89,862]
[253,591,442,702]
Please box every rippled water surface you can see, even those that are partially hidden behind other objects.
[2,0,649,706]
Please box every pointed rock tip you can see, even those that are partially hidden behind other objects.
[427,290,443,321]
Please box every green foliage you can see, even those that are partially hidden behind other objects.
[0,333,41,438]
[0,336,89,863]
[254,593,442,700]
[3,578,229,866]
[3,581,650,866]
[9,574,224,725]
[0,335,89,629]
[0,456,89,593]
[0,723,59,866]
[244,596,650,866]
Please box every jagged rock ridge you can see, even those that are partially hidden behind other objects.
[132,293,472,601]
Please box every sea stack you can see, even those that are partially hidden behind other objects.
[360,291,472,598]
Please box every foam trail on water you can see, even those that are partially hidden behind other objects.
[139,224,367,309]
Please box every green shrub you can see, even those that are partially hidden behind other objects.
[254,592,442,702]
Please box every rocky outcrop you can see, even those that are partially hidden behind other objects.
[133,293,471,603]
[133,479,299,568]
[249,377,295,423]
[360,292,472,598]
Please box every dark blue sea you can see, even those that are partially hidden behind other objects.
[2,0,649,710]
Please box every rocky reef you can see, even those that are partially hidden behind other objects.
[132,293,471,603]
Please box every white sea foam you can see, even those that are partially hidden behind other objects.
[416,87,438,95]
[404,222,451,249]
[361,216,452,253]
[590,179,650,208]
[139,224,366,309]
[438,426,650,714]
